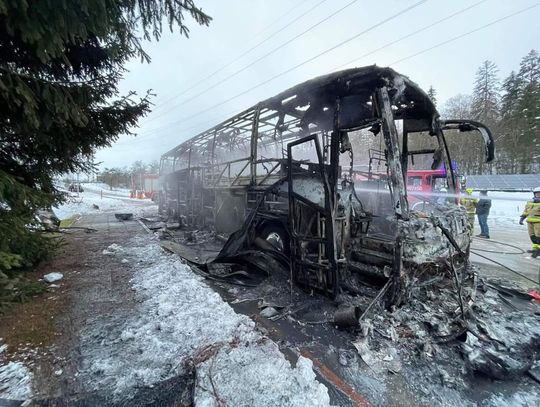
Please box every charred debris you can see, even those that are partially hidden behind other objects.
[142,66,538,388]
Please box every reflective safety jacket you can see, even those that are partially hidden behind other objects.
[522,200,540,223]
[460,197,478,214]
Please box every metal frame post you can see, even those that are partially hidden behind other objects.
[250,107,261,185]
[375,87,409,219]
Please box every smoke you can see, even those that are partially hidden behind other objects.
[353,185,531,204]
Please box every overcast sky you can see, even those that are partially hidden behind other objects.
[95,0,540,169]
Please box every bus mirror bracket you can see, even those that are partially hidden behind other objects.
[440,119,495,163]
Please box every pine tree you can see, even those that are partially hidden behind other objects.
[518,50,540,83]
[471,60,500,125]
[515,50,540,172]
[471,60,500,173]
[499,71,523,173]
[500,71,522,115]
[0,1,211,271]
[427,86,437,106]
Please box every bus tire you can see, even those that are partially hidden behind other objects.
[259,223,290,255]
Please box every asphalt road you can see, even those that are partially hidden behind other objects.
[470,221,539,288]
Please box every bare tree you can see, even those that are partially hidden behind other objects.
[441,94,483,174]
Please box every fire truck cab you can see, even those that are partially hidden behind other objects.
[406,161,461,210]
[407,169,448,193]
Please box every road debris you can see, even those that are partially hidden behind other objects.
[102,243,124,256]
[43,273,63,283]
[334,306,361,329]
[260,306,279,318]
[114,213,133,221]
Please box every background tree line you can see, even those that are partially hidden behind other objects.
[440,49,539,175]
[96,160,160,190]
[345,50,539,177]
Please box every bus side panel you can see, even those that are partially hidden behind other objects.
[214,190,247,234]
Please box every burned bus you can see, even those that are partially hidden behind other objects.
[158,66,494,304]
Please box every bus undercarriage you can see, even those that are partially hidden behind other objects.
[158,66,494,307]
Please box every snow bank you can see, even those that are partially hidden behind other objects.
[485,191,531,227]
[482,390,540,406]
[79,236,332,406]
[54,191,156,220]
[0,344,32,400]
[194,344,330,407]
[0,362,32,400]
[82,183,132,197]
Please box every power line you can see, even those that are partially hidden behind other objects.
[127,1,538,149]
[331,0,490,71]
[249,0,313,40]
[389,2,540,66]
[148,0,326,114]
[138,0,429,135]
[113,111,230,149]
[104,0,493,147]
[127,0,456,145]
[147,0,361,121]
[126,95,248,144]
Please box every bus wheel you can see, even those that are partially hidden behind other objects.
[259,223,289,255]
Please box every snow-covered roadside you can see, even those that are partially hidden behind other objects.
[482,390,540,407]
[0,343,32,400]
[53,191,156,220]
[193,341,330,407]
[80,236,332,406]
[484,191,531,228]
[82,182,132,197]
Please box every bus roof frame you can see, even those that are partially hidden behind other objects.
[161,65,439,161]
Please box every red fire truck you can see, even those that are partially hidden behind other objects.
[406,169,448,193]
[350,150,462,211]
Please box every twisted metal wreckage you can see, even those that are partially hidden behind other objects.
[157,66,495,311]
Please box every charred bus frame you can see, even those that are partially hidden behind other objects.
[159,66,494,304]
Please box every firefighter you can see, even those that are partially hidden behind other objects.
[519,186,540,258]
[460,187,478,235]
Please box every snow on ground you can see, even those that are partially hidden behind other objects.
[483,191,531,228]
[194,342,330,407]
[79,236,332,406]
[0,342,32,400]
[54,190,156,220]
[81,182,132,198]
[482,389,540,407]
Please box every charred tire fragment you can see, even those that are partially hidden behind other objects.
[258,223,290,255]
